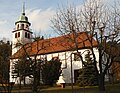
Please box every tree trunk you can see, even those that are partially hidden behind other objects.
[33,74,37,93]
[23,76,26,86]
[98,73,105,91]
[19,77,21,89]
[32,67,37,93]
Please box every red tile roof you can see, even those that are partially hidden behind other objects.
[11,32,97,59]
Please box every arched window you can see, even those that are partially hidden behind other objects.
[26,25,28,28]
[15,33,17,38]
[25,32,31,38]
[21,24,24,29]
[17,24,19,30]
[18,32,20,37]
[74,52,81,61]
[25,32,27,38]
[28,33,30,38]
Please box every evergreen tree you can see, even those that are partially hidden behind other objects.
[41,58,62,86]
[77,51,98,87]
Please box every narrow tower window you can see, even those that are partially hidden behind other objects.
[15,33,17,38]
[26,25,28,28]
[28,33,30,38]
[18,32,20,37]
[25,32,27,38]
[21,24,24,29]
[17,24,19,30]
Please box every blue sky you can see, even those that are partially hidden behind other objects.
[0,0,118,41]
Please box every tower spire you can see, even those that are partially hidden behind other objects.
[22,2,25,15]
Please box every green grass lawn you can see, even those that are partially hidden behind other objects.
[0,83,120,93]
[40,84,120,93]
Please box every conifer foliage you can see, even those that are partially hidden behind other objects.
[77,51,98,87]
[41,58,62,86]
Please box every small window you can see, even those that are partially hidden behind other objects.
[28,33,30,38]
[25,32,27,38]
[25,32,31,38]
[74,53,81,61]
[21,24,24,29]
[15,33,17,38]
[17,24,19,30]
[26,25,28,28]
[18,32,20,37]
[52,56,59,61]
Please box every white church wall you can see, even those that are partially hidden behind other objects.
[10,47,99,84]
[43,47,99,83]
[10,58,34,84]
[10,59,19,83]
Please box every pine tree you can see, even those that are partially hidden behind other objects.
[77,51,98,87]
[41,58,62,86]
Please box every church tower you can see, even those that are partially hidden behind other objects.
[12,3,33,55]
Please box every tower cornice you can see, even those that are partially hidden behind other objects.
[12,29,33,34]
[15,21,31,26]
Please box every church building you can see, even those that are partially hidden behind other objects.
[10,4,99,84]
